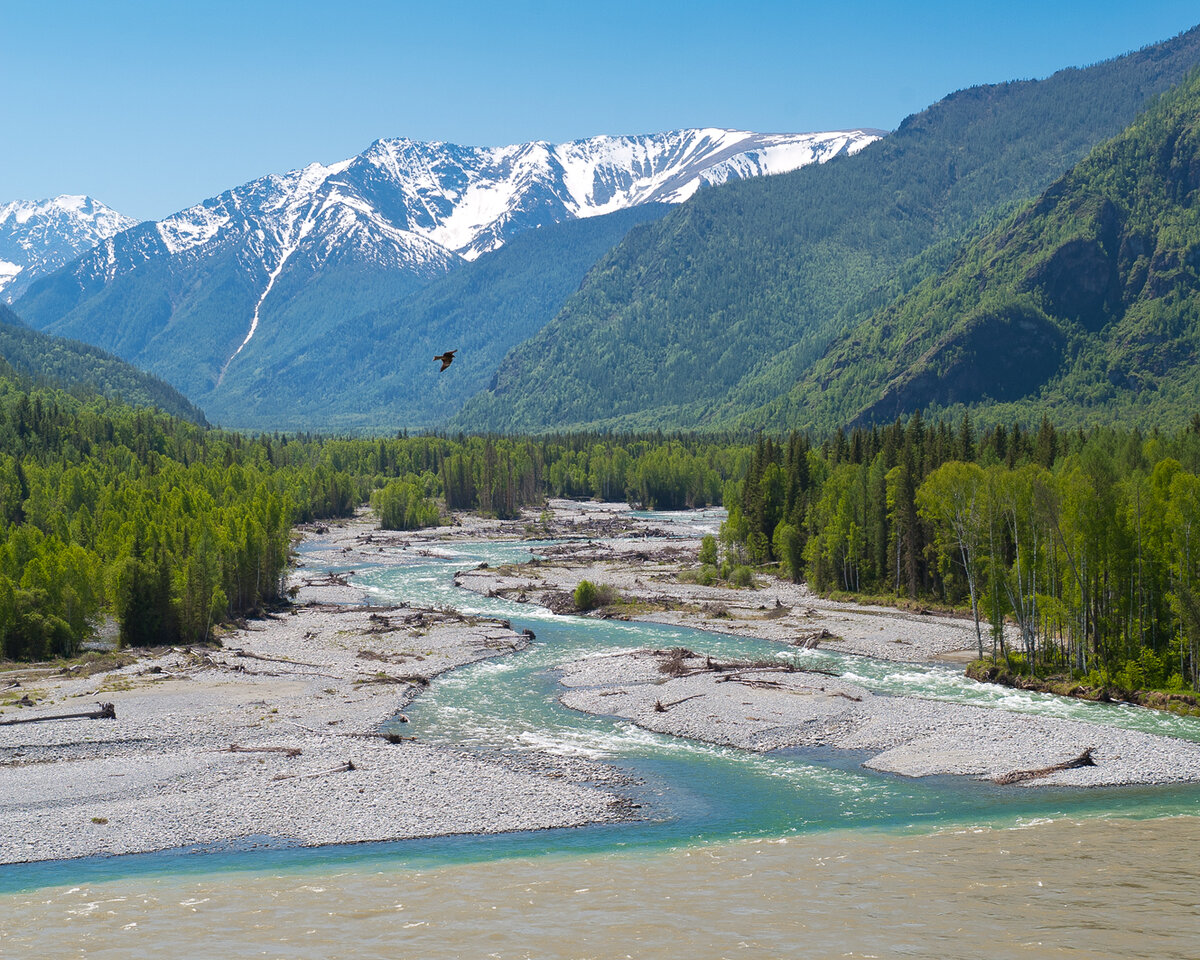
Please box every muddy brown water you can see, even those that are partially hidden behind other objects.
[3,816,1197,959]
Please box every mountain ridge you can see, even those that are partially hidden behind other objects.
[768,69,1200,431]
[15,127,878,406]
[0,196,135,303]
[0,303,206,423]
[454,25,1200,434]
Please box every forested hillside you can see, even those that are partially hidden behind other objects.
[456,26,1200,433]
[774,70,1200,431]
[0,305,206,424]
[203,204,671,432]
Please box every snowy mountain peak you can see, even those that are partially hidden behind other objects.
[14,127,882,388]
[0,195,136,302]
[138,126,882,268]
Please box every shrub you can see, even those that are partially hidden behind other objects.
[574,580,599,611]
[698,534,718,567]
[574,579,618,610]
[729,565,756,588]
[678,564,718,586]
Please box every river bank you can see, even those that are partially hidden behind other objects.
[454,500,985,664]
[447,500,1200,786]
[6,815,1200,960]
[558,647,1200,786]
[0,517,632,866]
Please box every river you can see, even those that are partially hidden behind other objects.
[3,516,1199,957]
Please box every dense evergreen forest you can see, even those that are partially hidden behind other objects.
[0,304,206,424]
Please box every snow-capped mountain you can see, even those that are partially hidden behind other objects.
[0,195,136,302]
[146,127,880,266]
[15,127,881,404]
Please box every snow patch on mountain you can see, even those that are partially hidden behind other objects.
[658,131,876,201]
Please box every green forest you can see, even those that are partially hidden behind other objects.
[0,367,735,661]
[725,415,1200,693]
[775,68,1200,432]
[7,351,1200,699]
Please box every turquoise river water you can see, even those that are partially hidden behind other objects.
[3,513,1199,958]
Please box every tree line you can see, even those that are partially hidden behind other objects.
[0,374,740,661]
[722,413,1200,692]
[8,362,1200,692]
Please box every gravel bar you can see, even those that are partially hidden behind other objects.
[558,649,1200,788]
[0,518,630,866]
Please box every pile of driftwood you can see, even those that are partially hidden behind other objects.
[792,628,838,649]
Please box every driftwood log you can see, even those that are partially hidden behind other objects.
[272,760,356,782]
[993,748,1096,785]
[346,731,415,743]
[653,693,705,712]
[0,702,116,726]
[223,743,302,758]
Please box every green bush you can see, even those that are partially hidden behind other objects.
[729,565,756,588]
[677,564,718,586]
[574,580,599,611]
[698,534,718,567]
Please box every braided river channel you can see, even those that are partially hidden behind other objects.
[4,513,1200,958]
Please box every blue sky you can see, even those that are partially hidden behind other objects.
[3,1,1198,221]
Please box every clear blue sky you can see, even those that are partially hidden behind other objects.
[3,0,1198,221]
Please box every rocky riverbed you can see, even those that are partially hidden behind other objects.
[443,501,1200,787]
[0,518,632,865]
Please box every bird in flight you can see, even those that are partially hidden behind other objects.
[434,349,457,372]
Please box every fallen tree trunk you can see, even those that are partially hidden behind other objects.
[272,760,356,782]
[0,702,116,726]
[993,748,1096,785]
[714,666,839,683]
[223,743,302,758]
[230,648,324,669]
[653,693,705,712]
